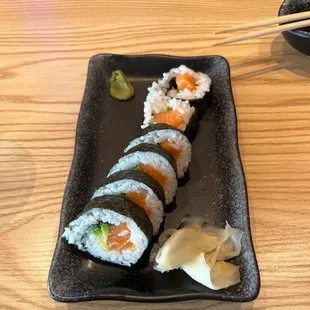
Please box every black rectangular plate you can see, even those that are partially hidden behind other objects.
[48,54,260,303]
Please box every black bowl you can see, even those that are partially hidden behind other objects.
[278,0,310,55]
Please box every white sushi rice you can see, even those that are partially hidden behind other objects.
[92,179,164,235]
[143,82,168,115]
[124,129,192,178]
[108,152,177,204]
[62,208,148,266]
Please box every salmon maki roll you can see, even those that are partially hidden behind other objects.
[62,195,152,266]
[165,65,211,101]
[92,170,165,235]
[108,143,177,204]
[142,65,212,128]
[142,96,195,132]
[125,124,191,178]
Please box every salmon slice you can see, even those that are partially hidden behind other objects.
[107,222,135,251]
[153,110,184,130]
[160,141,182,159]
[176,73,196,91]
[139,163,167,189]
[126,191,151,217]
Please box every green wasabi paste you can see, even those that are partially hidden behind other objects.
[110,70,134,100]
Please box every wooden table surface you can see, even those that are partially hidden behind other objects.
[1,0,310,309]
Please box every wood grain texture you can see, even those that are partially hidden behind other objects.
[0,0,310,309]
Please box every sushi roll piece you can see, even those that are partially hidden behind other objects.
[62,195,152,267]
[143,65,211,122]
[92,170,165,235]
[164,65,211,101]
[108,143,177,204]
[124,124,191,178]
[166,65,212,118]
[142,96,195,132]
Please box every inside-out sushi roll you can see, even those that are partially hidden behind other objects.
[148,65,211,102]
[142,65,211,128]
[124,124,191,178]
[92,170,165,235]
[162,65,211,101]
[62,195,152,266]
[108,143,177,204]
[142,97,195,131]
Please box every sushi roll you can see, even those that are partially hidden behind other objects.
[124,124,191,178]
[92,170,165,235]
[165,65,211,99]
[142,65,211,125]
[108,143,177,204]
[62,195,152,266]
[142,96,195,132]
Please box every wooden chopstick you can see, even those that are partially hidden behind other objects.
[214,11,310,34]
[210,19,310,47]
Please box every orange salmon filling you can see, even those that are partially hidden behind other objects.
[176,73,196,91]
[153,110,184,130]
[159,141,182,159]
[138,163,167,188]
[107,222,135,251]
[126,191,151,217]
